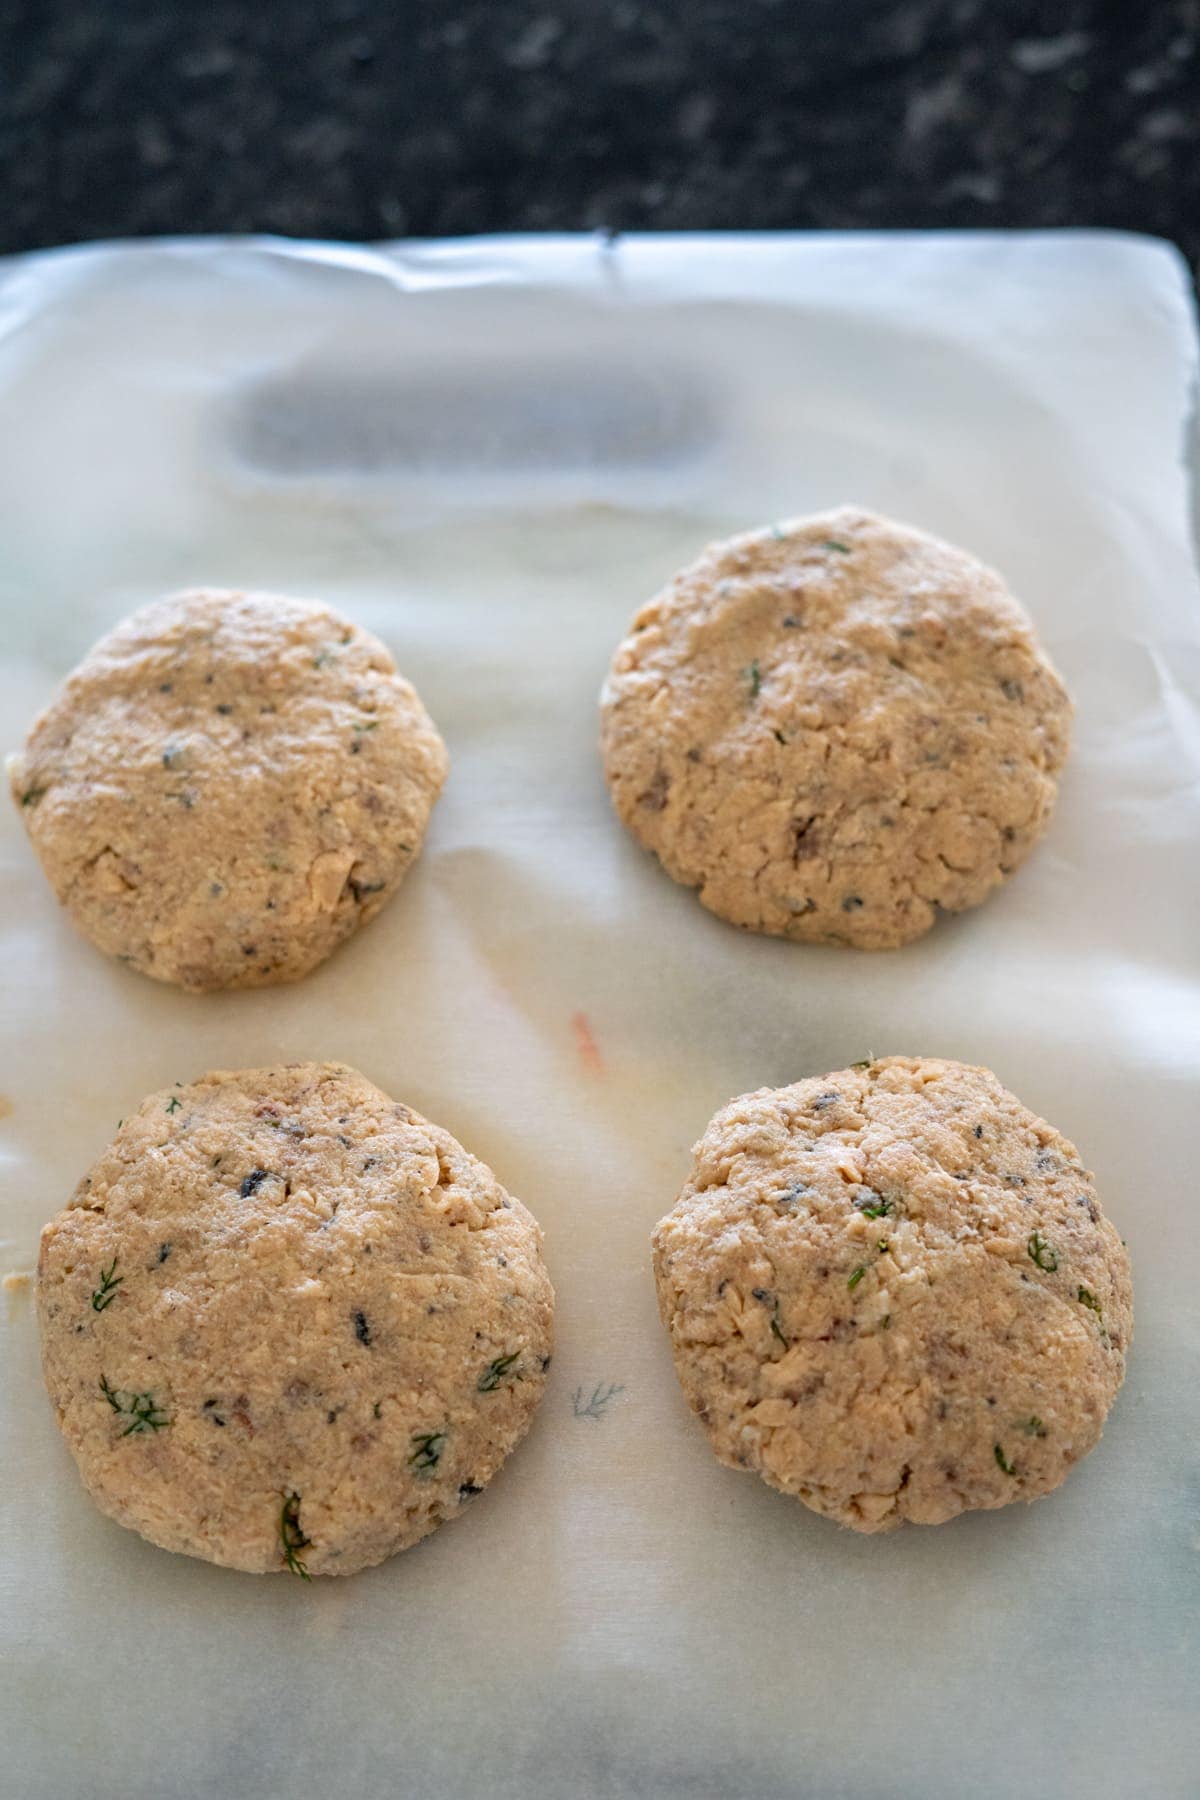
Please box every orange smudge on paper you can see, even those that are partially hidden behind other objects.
[3,1270,31,1294]
[571,1011,604,1076]
[0,1095,12,1119]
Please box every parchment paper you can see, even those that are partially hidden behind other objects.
[0,232,1197,1800]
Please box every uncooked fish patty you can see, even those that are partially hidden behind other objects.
[652,1056,1130,1531]
[601,509,1071,948]
[38,1062,554,1575]
[10,588,447,988]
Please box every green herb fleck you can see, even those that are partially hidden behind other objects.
[823,538,852,555]
[99,1376,169,1435]
[847,1265,866,1291]
[876,1239,889,1253]
[478,1351,522,1392]
[165,1096,182,1115]
[772,728,788,745]
[744,660,762,700]
[91,1259,123,1313]
[770,1310,788,1347]
[572,1382,624,1421]
[856,1192,893,1220]
[1077,1287,1103,1317]
[849,1058,874,1070]
[372,1400,383,1420]
[1021,1416,1048,1437]
[279,1491,311,1579]
[1027,1231,1059,1272]
[352,719,379,734]
[312,650,334,669]
[121,1394,169,1436]
[20,786,45,808]
[409,1431,446,1474]
[881,1314,892,1330]
[994,1444,1017,1477]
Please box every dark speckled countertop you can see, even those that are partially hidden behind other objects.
[1,0,1198,269]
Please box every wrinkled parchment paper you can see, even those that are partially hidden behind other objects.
[1,233,1197,1800]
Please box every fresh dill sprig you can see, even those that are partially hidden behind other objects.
[847,1266,866,1291]
[99,1376,169,1435]
[409,1431,446,1474]
[478,1352,521,1393]
[1027,1232,1059,1272]
[91,1258,123,1313]
[279,1491,311,1580]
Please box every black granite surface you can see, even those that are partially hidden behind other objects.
[2,0,1198,270]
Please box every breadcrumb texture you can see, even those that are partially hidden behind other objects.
[10,589,448,989]
[601,509,1072,948]
[651,1057,1131,1532]
[37,1063,554,1576]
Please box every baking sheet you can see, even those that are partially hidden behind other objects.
[1,231,1198,1800]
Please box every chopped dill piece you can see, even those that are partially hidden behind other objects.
[409,1431,446,1474]
[478,1351,521,1392]
[91,1259,123,1312]
[100,1376,169,1435]
[279,1491,311,1579]
[856,1192,893,1219]
[1027,1232,1058,1272]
